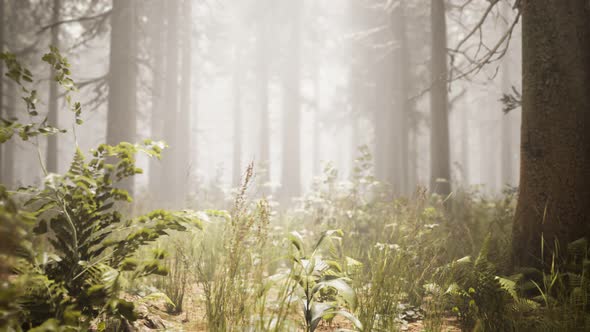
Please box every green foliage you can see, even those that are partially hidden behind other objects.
[286,229,362,332]
[8,141,203,329]
[0,49,202,330]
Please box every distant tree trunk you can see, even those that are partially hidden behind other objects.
[500,3,514,187]
[232,44,242,188]
[107,0,137,194]
[256,3,270,186]
[429,0,451,196]
[280,0,302,202]
[512,0,590,268]
[392,1,411,195]
[178,0,192,198]
[311,0,321,178]
[149,0,165,196]
[46,0,60,173]
[374,14,393,188]
[501,58,513,187]
[161,0,180,205]
[3,80,15,187]
[461,107,470,184]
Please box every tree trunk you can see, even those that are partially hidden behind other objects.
[392,1,411,195]
[429,0,451,196]
[46,0,60,173]
[3,80,15,187]
[178,0,192,198]
[148,0,165,196]
[107,0,137,194]
[256,3,270,187]
[501,58,513,187]
[0,0,5,181]
[161,0,180,206]
[280,0,302,202]
[232,44,242,189]
[512,0,590,268]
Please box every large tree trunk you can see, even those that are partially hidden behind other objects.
[512,0,590,268]
[107,0,137,194]
[429,0,451,196]
[46,0,60,173]
[0,0,5,182]
[280,0,302,202]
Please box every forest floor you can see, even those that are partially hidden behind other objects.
[130,287,462,332]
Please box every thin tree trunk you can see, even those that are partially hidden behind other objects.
[3,80,15,187]
[46,0,60,173]
[500,2,514,187]
[280,0,302,202]
[256,3,270,187]
[0,0,5,181]
[161,0,180,205]
[107,0,137,194]
[512,0,590,268]
[501,58,513,187]
[232,44,242,188]
[392,1,410,195]
[149,0,165,196]
[429,0,451,196]
[178,0,192,198]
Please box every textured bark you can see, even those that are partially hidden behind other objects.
[0,0,4,181]
[46,0,60,174]
[280,0,302,201]
[512,0,590,268]
[107,0,137,194]
[429,0,451,196]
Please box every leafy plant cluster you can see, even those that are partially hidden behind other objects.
[0,49,203,331]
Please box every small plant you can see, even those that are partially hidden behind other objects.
[287,229,362,332]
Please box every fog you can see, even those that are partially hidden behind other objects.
[0,0,521,207]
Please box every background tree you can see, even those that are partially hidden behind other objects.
[429,0,451,196]
[107,0,138,194]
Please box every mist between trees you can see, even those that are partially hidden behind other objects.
[0,0,522,205]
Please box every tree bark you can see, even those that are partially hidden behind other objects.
[0,0,4,182]
[107,0,137,194]
[429,0,451,196]
[512,0,590,268]
[46,0,60,174]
